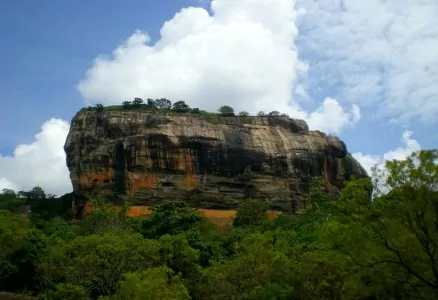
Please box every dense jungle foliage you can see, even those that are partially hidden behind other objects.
[0,150,437,299]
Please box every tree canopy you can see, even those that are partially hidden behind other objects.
[0,150,437,299]
[218,105,235,116]
[87,98,297,118]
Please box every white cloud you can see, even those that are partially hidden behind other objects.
[307,98,360,133]
[295,0,438,125]
[77,0,359,134]
[0,119,72,196]
[352,130,421,176]
[0,177,18,191]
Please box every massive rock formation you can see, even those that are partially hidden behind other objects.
[64,109,367,213]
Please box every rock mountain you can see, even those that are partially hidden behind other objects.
[64,108,367,214]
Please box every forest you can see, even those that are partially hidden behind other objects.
[0,150,437,300]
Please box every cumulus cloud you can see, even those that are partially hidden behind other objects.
[77,0,360,134]
[0,119,72,196]
[353,130,421,176]
[0,177,18,191]
[295,0,438,125]
[307,98,360,133]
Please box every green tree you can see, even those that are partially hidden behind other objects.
[0,189,25,212]
[233,200,269,227]
[257,111,265,116]
[0,211,32,290]
[268,111,280,117]
[238,111,249,117]
[95,104,104,112]
[140,201,204,239]
[154,98,172,109]
[80,198,131,235]
[363,150,438,298]
[132,98,144,107]
[39,232,160,297]
[0,211,48,293]
[18,186,68,222]
[218,105,235,116]
[320,150,438,299]
[40,283,88,300]
[172,101,190,113]
[103,267,190,300]
[0,212,31,259]
[18,186,46,204]
[158,234,200,291]
[121,101,131,108]
[197,233,294,300]
[146,98,155,108]
[185,228,227,267]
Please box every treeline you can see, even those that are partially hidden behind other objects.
[89,97,290,117]
[0,150,437,299]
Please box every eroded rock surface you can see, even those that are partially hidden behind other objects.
[64,109,367,212]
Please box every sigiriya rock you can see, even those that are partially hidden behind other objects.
[64,108,367,213]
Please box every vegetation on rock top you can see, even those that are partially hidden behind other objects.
[80,97,291,118]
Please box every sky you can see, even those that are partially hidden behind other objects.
[0,0,437,195]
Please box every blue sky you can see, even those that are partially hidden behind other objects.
[0,0,437,194]
[0,0,193,152]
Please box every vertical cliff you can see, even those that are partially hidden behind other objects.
[64,109,367,212]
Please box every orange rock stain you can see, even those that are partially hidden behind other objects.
[83,204,280,232]
[78,148,200,195]
[176,149,197,188]
[324,156,333,192]
[177,150,186,171]
[183,150,197,188]
[125,205,153,217]
[78,170,113,188]
[128,173,159,193]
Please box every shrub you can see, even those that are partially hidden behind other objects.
[218,105,235,116]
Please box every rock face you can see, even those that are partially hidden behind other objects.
[64,109,367,212]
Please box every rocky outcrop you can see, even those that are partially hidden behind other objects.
[64,109,367,213]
